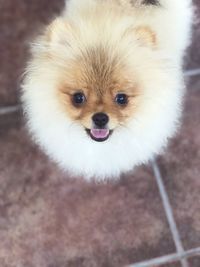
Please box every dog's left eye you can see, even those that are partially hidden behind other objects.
[72,92,86,106]
[115,93,128,105]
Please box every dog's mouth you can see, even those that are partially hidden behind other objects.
[86,128,113,142]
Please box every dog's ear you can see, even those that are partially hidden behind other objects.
[134,26,156,48]
[45,18,68,44]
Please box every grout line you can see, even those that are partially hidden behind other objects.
[184,68,200,77]
[128,247,200,267]
[151,159,189,267]
[0,105,21,116]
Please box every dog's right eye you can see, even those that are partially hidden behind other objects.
[72,92,86,106]
[115,93,128,106]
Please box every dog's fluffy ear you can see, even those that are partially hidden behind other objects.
[45,18,68,44]
[135,26,156,48]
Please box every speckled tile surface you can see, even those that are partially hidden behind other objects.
[185,0,200,69]
[160,263,181,267]
[158,80,200,251]
[0,0,65,105]
[189,256,200,267]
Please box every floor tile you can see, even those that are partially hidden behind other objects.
[0,126,176,267]
[185,0,200,69]
[160,262,181,267]
[158,84,200,250]
[0,0,65,105]
[186,75,200,92]
[0,108,22,134]
[188,256,200,267]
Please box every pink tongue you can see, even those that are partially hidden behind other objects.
[91,129,109,139]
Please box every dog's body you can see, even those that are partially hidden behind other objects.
[22,0,192,180]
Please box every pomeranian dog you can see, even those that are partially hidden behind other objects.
[22,0,192,180]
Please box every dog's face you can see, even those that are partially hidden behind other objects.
[49,18,156,143]
[22,8,182,179]
[58,46,140,142]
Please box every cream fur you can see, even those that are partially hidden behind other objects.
[22,0,193,180]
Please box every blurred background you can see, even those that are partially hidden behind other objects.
[0,1,200,267]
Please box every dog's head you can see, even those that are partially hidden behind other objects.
[58,41,140,143]
[46,15,157,141]
[22,4,182,179]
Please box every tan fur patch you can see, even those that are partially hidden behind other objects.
[135,26,157,47]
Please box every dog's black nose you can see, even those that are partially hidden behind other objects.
[92,113,109,128]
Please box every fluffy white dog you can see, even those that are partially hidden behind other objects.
[22,0,193,180]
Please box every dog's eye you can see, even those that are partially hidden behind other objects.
[72,92,86,106]
[115,93,128,105]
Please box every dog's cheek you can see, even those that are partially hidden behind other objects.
[79,116,93,129]
[56,91,83,121]
[134,26,157,48]
[118,98,140,123]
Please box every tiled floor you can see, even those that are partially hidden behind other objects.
[186,0,200,70]
[158,87,200,251]
[0,1,200,267]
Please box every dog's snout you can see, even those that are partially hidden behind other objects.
[92,113,109,128]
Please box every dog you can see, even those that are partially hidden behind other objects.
[22,0,193,180]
